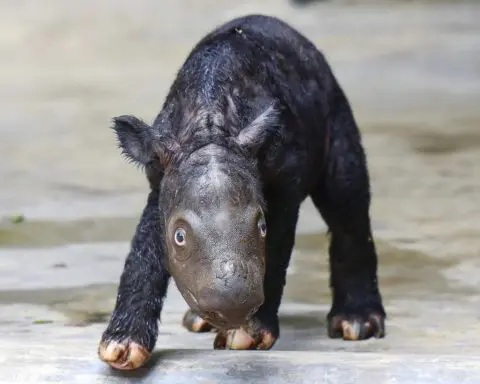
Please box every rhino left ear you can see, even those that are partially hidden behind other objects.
[234,104,280,155]
[112,115,180,169]
[112,115,157,166]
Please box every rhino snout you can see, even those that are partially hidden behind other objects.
[196,285,264,329]
[191,259,264,328]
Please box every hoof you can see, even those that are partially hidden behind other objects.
[98,340,150,371]
[328,313,385,341]
[214,327,277,350]
[182,309,218,333]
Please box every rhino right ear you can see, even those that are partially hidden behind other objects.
[112,115,180,169]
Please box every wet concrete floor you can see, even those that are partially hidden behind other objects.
[1,0,480,382]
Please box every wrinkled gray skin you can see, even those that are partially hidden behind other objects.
[161,144,268,328]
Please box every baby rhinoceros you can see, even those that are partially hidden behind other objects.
[98,14,386,370]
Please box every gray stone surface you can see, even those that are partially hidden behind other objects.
[1,0,480,382]
[4,340,480,384]
[1,244,480,383]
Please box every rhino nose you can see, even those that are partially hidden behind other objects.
[196,285,264,328]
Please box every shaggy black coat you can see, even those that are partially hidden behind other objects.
[100,14,386,355]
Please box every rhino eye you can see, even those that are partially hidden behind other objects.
[258,220,267,237]
[174,228,187,246]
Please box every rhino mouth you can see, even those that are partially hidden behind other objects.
[179,287,262,329]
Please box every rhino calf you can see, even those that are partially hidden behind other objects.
[99,14,386,370]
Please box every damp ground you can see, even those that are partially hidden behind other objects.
[1,0,479,383]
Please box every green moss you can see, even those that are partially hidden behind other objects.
[33,319,53,325]
[9,214,25,224]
